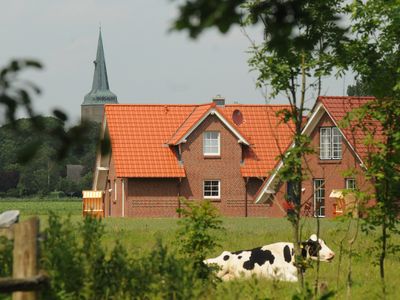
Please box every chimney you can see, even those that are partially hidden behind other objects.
[212,94,225,106]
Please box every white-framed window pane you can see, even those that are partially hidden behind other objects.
[203,180,220,198]
[345,178,356,190]
[320,128,331,159]
[332,127,342,159]
[313,179,325,217]
[203,131,220,155]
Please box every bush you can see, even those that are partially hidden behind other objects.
[176,198,224,264]
[38,212,221,299]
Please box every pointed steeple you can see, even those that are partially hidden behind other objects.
[82,29,117,106]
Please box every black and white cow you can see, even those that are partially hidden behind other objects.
[204,234,335,282]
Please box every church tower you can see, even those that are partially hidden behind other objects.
[81,29,118,123]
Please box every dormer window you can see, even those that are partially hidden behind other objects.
[203,131,220,156]
[320,127,342,160]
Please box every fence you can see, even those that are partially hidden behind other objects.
[0,218,48,300]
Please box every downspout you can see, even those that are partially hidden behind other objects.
[122,179,125,217]
[245,177,249,217]
[177,178,182,218]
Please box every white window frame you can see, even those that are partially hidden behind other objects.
[345,178,356,190]
[203,180,221,199]
[313,179,325,217]
[203,131,220,156]
[320,127,342,160]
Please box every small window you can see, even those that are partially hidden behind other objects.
[320,127,342,160]
[203,180,220,199]
[313,179,325,217]
[203,131,220,156]
[345,178,356,190]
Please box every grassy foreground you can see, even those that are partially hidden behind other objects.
[1,199,399,299]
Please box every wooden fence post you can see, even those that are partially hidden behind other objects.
[12,217,39,300]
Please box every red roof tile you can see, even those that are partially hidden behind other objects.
[105,103,294,178]
[106,105,191,178]
[222,105,294,177]
[318,96,383,162]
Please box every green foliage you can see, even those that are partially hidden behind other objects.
[176,199,224,264]
[134,240,213,299]
[345,0,400,99]
[0,118,99,197]
[172,0,347,57]
[0,236,12,277]
[172,0,244,38]
[0,59,42,124]
[343,99,400,292]
[347,79,372,96]
[37,208,223,299]
[291,282,335,300]
[41,212,84,299]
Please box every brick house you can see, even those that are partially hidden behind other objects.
[92,98,294,217]
[255,96,378,218]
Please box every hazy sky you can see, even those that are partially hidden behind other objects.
[1,0,352,124]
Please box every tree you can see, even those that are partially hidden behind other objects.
[342,0,400,294]
[245,1,347,290]
[0,117,99,196]
[0,59,99,165]
[346,79,371,96]
[173,0,348,292]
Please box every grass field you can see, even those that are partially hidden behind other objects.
[1,199,399,299]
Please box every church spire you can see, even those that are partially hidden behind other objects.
[82,29,117,108]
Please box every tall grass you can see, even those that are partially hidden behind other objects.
[0,200,399,299]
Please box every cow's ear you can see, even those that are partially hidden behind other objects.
[310,234,318,241]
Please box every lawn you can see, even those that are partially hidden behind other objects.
[1,199,399,299]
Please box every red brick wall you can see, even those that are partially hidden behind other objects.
[179,115,269,217]
[127,178,180,217]
[273,112,373,217]
[180,115,243,216]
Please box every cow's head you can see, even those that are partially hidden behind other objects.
[302,234,335,262]
[203,251,231,277]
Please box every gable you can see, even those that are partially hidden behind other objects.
[167,104,250,146]
[255,96,377,203]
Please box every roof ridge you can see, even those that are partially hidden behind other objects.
[224,104,292,107]
[104,103,293,108]
[105,104,199,107]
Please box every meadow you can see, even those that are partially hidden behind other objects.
[1,199,399,299]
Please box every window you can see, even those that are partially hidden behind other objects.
[313,179,325,217]
[203,131,220,156]
[286,181,299,204]
[203,180,220,199]
[320,127,342,160]
[345,178,356,190]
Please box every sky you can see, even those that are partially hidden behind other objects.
[1,0,352,124]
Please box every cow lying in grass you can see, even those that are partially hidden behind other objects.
[204,234,335,282]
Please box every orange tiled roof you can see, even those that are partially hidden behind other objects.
[167,103,215,145]
[318,96,383,162]
[222,105,294,177]
[105,103,294,178]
